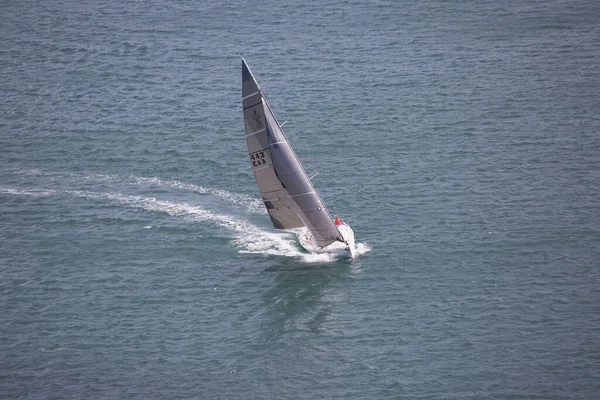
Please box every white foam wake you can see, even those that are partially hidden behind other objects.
[77,190,355,262]
[127,176,265,214]
[353,242,371,256]
[3,171,370,261]
[1,185,350,262]
[6,169,265,214]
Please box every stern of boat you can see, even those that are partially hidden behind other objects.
[297,224,356,258]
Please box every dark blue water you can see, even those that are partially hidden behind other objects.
[2,0,599,398]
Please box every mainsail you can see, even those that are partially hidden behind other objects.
[241,58,343,248]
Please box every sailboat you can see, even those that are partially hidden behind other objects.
[241,58,356,258]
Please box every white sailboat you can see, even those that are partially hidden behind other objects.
[241,58,356,258]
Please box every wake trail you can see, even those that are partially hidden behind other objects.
[5,169,264,214]
[0,185,340,262]
[2,170,370,261]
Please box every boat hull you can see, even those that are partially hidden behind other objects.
[297,224,356,258]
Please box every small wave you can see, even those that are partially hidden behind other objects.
[0,187,58,196]
[354,242,371,256]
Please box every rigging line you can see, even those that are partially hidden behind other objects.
[242,90,260,101]
[247,128,266,137]
[289,191,315,198]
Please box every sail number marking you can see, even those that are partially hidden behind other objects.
[250,151,268,167]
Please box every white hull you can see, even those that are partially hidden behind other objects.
[297,223,356,258]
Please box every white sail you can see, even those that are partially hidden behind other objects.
[241,58,343,248]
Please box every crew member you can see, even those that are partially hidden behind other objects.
[334,215,341,226]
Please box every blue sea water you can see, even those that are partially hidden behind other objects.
[2,0,600,398]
